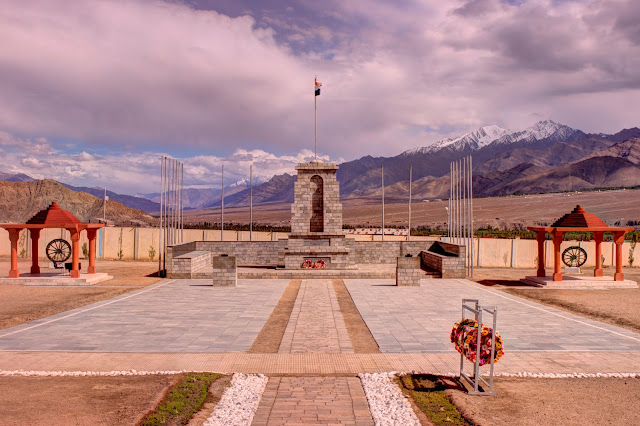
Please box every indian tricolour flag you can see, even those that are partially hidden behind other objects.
[315,78,322,96]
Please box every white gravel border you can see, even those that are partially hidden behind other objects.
[359,372,420,426]
[203,373,267,426]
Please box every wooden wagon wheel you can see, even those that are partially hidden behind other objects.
[46,239,72,263]
[562,246,587,267]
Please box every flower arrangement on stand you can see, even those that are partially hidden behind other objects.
[450,318,504,365]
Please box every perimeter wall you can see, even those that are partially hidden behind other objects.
[0,227,637,268]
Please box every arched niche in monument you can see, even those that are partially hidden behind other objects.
[310,175,324,232]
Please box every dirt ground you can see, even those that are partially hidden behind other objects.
[473,267,640,333]
[0,374,178,426]
[0,257,162,330]
[449,377,640,426]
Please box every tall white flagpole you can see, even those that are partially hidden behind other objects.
[250,164,253,242]
[408,166,412,241]
[381,164,385,242]
[221,164,224,241]
[314,77,317,161]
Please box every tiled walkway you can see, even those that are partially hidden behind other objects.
[345,279,640,353]
[253,377,373,425]
[0,279,288,352]
[279,280,353,353]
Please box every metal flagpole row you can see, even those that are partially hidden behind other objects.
[250,164,253,242]
[158,156,184,277]
[221,164,224,241]
[449,155,474,277]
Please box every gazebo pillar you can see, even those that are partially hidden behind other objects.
[593,231,604,277]
[613,231,626,281]
[8,228,22,278]
[67,228,81,278]
[552,231,564,281]
[86,228,97,274]
[536,231,546,277]
[30,229,41,274]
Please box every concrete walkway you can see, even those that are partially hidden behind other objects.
[279,280,353,353]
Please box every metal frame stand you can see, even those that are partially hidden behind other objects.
[459,299,498,396]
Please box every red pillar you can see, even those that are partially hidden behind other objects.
[8,228,22,278]
[87,228,97,274]
[614,231,625,281]
[552,231,563,281]
[30,228,41,274]
[536,231,546,277]
[593,231,603,277]
[68,228,81,278]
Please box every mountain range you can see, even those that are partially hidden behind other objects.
[1,120,639,215]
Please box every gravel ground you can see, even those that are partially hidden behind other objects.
[204,373,267,426]
[359,372,420,426]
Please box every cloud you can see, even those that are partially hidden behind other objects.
[0,131,339,194]
[0,0,638,164]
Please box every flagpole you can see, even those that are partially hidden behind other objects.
[314,78,317,161]
[250,164,253,242]
[408,166,412,241]
[221,164,224,242]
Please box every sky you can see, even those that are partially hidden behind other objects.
[0,0,639,194]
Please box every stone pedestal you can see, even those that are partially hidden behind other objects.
[396,256,422,286]
[212,255,237,287]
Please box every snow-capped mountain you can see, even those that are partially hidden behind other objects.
[403,120,586,155]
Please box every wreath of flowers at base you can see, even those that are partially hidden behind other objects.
[302,259,314,269]
[314,259,326,269]
[450,318,505,365]
[302,259,327,269]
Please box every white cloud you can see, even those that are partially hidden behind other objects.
[0,0,638,162]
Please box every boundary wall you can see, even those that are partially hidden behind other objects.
[0,228,637,268]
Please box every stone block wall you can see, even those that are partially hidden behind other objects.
[420,244,466,278]
[291,162,343,235]
[194,241,286,265]
[171,250,211,279]
[212,255,236,287]
[396,256,422,286]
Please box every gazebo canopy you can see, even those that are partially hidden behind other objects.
[0,202,104,278]
[527,205,632,282]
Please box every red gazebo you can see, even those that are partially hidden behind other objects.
[528,205,632,282]
[0,202,105,278]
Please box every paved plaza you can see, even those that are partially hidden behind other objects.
[345,279,640,353]
[0,279,288,352]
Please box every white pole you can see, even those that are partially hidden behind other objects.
[180,162,184,243]
[172,159,176,245]
[103,187,106,223]
[469,156,474,278]
[315,83,317,161]
[158,156,163,276]
[381,164,385,242]
[408,165,412,241]
[456,160,461,245]
[448,162,452,241]
[463,156,467,274]
[163,156,168,273]
[250,164,253,242]
[221,164,224,241]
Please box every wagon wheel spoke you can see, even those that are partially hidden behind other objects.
[562,246,587,268]
[46,239,72,263]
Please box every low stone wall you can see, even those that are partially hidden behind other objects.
[171,250,211,279]
[212,255,236,287]
[420,242,466,278]
[396,256,422,286]
[349,241,434,264]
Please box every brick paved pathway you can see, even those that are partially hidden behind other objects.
[253,377,373,425]
[345,278,640,353]
[279,280,353,353]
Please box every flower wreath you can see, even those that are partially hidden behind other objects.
[450,318,505,365]
[302,259,314,269]
[314,259,326,269]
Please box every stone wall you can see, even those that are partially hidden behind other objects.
[171,250,211,279]
[420,244,466,278]
[291,162,342,235]
[348,240,434,264]
[212,255,236,287]
[396,256,422,286]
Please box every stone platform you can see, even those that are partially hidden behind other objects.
[0,272,113,286]
[521,275,638,289]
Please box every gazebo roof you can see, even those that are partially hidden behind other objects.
[528,204,632,234]
[26,202,82,225]
[551,205,608,228]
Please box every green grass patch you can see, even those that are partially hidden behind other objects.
[140,372,220,426]
[399,374,470,426]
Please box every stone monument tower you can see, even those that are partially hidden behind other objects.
[284,161,354,269]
